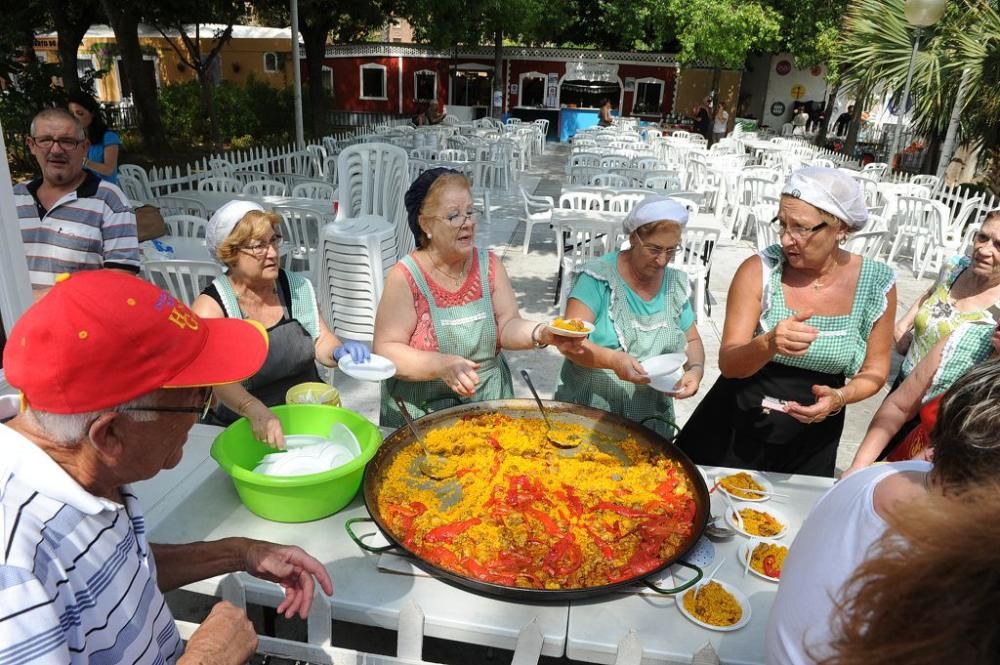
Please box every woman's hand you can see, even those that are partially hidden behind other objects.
[438,354,481,397]
[538,327,585,355]
[893,323,913,355]
[771,310,819,356]
[245,400,285,449]
[839,463,868,480]
[612,351,650,385]
[784,384,845,425]
[669,367,703,399]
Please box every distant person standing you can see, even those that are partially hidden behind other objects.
[694,97,712,140]
[713,104,730,144]
[598,98,614,127]
[792,106,809,136]
[834,105,854,137]
[67,91,120,184]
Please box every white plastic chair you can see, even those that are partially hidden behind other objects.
[754,216,779,252]
[410,147,438,161]
[142,260,222,306]
[163,215,208,239]
[559,191,604,211]
[567,152,603,170]
[157,195,208,219]
[608,192,648,214]
[243,179,288,196]
[591,173,631,188]
[844,230,888,260]
[232,170,270,186]
[672,225,721,321]
[437,149,468,162]
[556,219,622,311]
[198,176,243,193]
[120,164,154,200]
[292,181,337,201]
[731,176,779,240]
[518,187,554,255]
[885,196,947,277]
[910,174,941,192]
[118,174,151,205]
[273,205,325,275]
[861,162,888,181]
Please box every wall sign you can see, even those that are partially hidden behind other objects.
[775,60,792,75]
[509,83,518,94]
[770,101,786,116]
[790,84,806,100]
[810,65,823,77]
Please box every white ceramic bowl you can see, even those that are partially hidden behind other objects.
[725,501,789,539]
[737,539,786,583]
[714,470,775,503]
[676,578,752,632]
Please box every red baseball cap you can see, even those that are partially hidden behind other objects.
[3,270,269,414]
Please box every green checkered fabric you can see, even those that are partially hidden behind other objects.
[925,322,996,402]
[759,245,895,377]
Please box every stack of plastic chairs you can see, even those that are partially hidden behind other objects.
[317,216,397,343]
[336,143,411,260]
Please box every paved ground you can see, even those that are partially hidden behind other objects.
[329,142,934,474]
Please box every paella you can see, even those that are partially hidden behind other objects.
[375,412,699,590]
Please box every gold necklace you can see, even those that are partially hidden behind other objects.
[428,253,469,287]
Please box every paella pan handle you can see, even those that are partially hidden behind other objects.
[345,517,405,555]
[639,415,679,441]
[640,559,704,595]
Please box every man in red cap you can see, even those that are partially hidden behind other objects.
[0,270,333,664]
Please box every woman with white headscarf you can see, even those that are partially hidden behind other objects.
[554,196,706,438]
[191,200,369,447]
[675,167,897,477]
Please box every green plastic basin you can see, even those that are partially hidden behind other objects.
[210,404,382,522]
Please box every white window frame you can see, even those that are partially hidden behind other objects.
[413,69,437,102]
[631,77,665,116]
[517,71,546,108]
[322,65,334,92]
[360,63,388,101]
[263,52,278,73]
[114,54,162,101]
[0,124,34,393]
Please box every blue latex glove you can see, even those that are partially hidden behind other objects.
[333,341,371,364]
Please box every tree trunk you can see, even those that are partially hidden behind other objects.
[48,0,98,96]
[844,81,869,159]
[100,0,165,150]
[814,79,841,148]
[492,28,503,119]
[300,22,330,138]
[199,68,221,149]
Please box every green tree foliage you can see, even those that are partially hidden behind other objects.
[552,0,674,51]
[665,0,782,71]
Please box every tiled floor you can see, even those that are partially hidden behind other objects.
[331,141,935,474]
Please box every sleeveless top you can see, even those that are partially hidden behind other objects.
[901,255,1000,377]
[924,321,996,402]
[758,244,895,377]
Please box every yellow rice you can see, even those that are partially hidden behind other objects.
[749,542,788,578]
[735,508,784,537]
[719,472,765,499]
[682,581,743,626]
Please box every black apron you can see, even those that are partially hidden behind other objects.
[206,280,320,427]
[675,362,846,477]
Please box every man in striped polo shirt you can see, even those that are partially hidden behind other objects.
[14,108,140,298]
[0,271,334,664]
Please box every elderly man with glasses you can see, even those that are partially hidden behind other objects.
[0,270,334,664]
[13,108,140,298]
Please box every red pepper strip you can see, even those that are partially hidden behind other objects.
[595,501,654,518]
[455,467,476,478]
[544,533,583,577]
[561,484,585,517]
[490,451,502,476]
[522,506,561,535]
[763,555,781,578]
[583,524,615,560]
[421,545,462,572]
[488,435,502,451]
[654,475,679,499]
[424,517,481,543]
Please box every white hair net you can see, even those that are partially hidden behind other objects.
[781,166,869,230]
[623,195,689,235]
[205,200,267,261]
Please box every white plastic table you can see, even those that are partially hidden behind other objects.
[178,191,337,218]
[139,426,570,658]
[565,468,834,665]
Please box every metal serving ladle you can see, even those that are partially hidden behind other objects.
[520,369,582,449]
[393,396,452,480]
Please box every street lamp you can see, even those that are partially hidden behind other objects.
[888,0,947,168]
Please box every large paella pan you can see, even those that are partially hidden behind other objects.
[347,399,711,601]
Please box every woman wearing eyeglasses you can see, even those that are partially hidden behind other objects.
[374,168,583,428]
[675,167,897,477]
[191,201,368,447]
[552,196,705,438]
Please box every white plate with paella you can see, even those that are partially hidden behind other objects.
[737,539,788,583]
[714,470,774,502]
[676,578,752,632]
[725,502,789,539]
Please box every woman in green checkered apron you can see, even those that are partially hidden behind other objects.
[676,167,897,477]
[375,169,584,429]
[554,196,706,439]
[844,320,1000,476]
